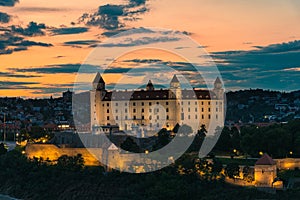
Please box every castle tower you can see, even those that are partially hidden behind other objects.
[169,75,181,127]
[169,75,181,99]
[92,72,106,128]
[93,72,105,91]
[146,80,154,91]
[254,153,277,187]
[213,77,224,100]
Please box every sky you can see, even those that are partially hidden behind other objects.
[0,0,300,98]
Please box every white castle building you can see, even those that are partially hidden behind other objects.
[90,73,224,135]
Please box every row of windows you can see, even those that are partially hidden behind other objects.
[106,114,219,121]
[107,106,221,114]
[102,101,222,107]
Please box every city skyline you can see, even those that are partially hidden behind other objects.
[1,0,300,98]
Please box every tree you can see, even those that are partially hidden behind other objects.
[56,154,84,171]
[0,143,7,155]
[225,163,240,180]
[120,137,141,153]
[242,165,254,183]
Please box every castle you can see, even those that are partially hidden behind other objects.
[90,73,225,135]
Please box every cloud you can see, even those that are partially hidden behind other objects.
[99,36,180,47]
[14,7,67,12]
[79,0,149,30]
[0,72,40,78]
[0,12,10,23]
[0,31,52,55]
[11,22,46,36]
[0,81,38,90]
[0,0,19,7]
[50,27,89,35]
[212,40,300,91]
[63,40,99,46]
[10,64,99,74]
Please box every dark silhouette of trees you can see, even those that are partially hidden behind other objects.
[225,163,240,180]
[0,143,7,155]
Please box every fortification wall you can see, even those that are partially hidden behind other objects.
[25,144,102,166]
[275,158,300,170]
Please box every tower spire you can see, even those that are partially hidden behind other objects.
[93,72,105,90]
[146,80,154,91]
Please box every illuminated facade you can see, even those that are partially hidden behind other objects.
[90,73,225,134]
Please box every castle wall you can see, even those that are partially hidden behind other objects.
[275,158,300,170]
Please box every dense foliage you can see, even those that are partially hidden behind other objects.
[214,120,300,158]
[0,151,299,200]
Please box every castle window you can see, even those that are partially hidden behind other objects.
[201,101,204,105]
[142,108,144,113]
[125,108,128,113]
[149,115,152,120]
[107,109,109,113]
[216,115,218,120]
[115,103,118,106]
[107,116,110,120]
[116,116,119,120]
[115,109,118,113]
[166,115,169,120]
[157,115,159,120]
[107,103,109,107]
[202,108,204,112]
[208,101,211,105]
[133,116,136,120]
[181,113,184,120]
[133,102,136,106]
[125,116,128,120]
[166,102,169,105]
[149,109,152,112]
[195,101,197,105]
[208,114,211,119]
[188,115,191,120]
[202,115,204,119]
[156,102,159,104]
[216,108,218,112]
[125,103,128,106]
[142,102,144,106]
[142,116,145,120]
[102,104,104,107]
[208,108,211,112]
[166,108,169,112]
[195,115,198,119]
[149,102,152,106]
[188,108,190,112]
[133,109,136,113]
[188,101,190,105]
[195,108,198,112]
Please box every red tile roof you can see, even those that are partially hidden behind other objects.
[255,153,276,165]
[102,89,216,101]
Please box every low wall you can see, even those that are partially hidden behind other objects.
[275,158,300,170]
[25,144,102,166]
